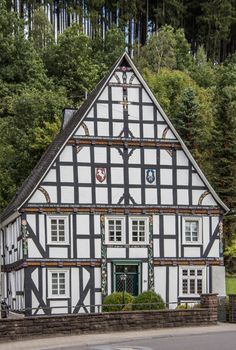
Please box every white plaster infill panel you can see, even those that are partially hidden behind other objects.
[169,267,178,303]
[154,266,166,302]
[127,87,139,102]
[176,150,189,166]
[107,247,126,258]
[143,105,154,121]
[184,246,201,257]
[76,214,90,234]
[129,247,147,258]
[71,267,79,313]
[110,148,123,164]
[77,147,90,163]
[49,247,68,258]
[163,215,176,235]
[97,103,109,119]
[28,239,42,258]
[60,165,74,182]
[77,239,90,258]
[61,186,74,203]
[212,266,226,296]
[164,239,176,257]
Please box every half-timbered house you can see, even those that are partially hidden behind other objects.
[0,53,229,315]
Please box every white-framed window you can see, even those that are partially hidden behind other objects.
[47,216,69,244]
[180,267,205,296]
[183,217,202,244]
[48,269,69,298]
[105,216,125,244]
[129,217,149,244]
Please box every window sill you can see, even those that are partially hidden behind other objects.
[182,242,203,245]
[47,296,70,299]
[47,243,70,246]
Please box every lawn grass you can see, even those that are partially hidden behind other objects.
[226,276,236,295]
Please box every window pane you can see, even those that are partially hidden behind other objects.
[182,270,188,276]
[197,270,202,276]
[190,270,195,276]
[191,222,198,231]
[185,222,191,231]
[182,279,188,294]
[197,279,202,294]
[190,279,195,294]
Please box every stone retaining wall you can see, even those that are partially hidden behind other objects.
[0,294,218,342]
[229,294,236,322]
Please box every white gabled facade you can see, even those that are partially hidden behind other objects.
[0,53,228,315]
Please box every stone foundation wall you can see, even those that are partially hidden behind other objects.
[0,294,218,342]
[229,294,236,323]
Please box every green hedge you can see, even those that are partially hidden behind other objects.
[132,291,165,311]
[102,292,134,312]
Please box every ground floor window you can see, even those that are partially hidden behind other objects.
[180,267,205,296]
[48,270,69,298]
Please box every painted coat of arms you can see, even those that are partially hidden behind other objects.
[146,169,155,184]
[96,168,106,183]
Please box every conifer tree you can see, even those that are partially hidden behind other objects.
[212,56,236,239]
[173,88,201,155]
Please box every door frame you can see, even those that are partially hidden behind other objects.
[112,260,142,295]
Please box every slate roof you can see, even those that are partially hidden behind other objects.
[0,54,124,222]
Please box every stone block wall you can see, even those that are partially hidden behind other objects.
[229,294,236,323]
[0,294,218,342]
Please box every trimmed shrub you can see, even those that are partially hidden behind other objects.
[175,304,190,310]
[102,292,134,312]
[132,291,165,311]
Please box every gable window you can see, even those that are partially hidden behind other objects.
[48,216,68,244]
[105,217,125,244]
[48,270,69,298]
[183,218,202,244]
[180,267,205,296]
[129,217,149,244]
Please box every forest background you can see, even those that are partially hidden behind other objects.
[0,0,236,272]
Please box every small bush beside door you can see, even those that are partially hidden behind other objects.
[103,290,165,312]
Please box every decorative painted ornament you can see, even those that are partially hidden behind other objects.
[122,71,127,84]
[96,168,106,183]
[146,169,155,184]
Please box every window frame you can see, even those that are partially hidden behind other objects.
[179,266,206,297]
[129,216,149,245]
[182,217,202,245]
[48,269,69,299]
[105,216,125,244]
[47,216,69,245]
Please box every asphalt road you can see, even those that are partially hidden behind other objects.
[72,331,236,350]
[1,324,236,350]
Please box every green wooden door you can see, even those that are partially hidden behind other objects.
[114,264,139,296]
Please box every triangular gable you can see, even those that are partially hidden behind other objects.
[1,52,229,221]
